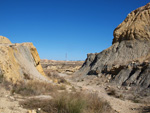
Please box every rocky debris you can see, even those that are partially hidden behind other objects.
[0,36,47,83]
[78,3,150,90]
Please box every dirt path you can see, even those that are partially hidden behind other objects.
[66,77,145,113]
[0,72,147,113]
[0,87,28,113]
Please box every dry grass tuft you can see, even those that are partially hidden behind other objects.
[0,74,4,83]
[59,84,66,90]
[20,92,113,113]
[45,70,71,85]
[86,93,111,113]
[141,106,150,113]
[11,80,58,96]
[107,88,116,96]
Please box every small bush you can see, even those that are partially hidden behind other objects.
[54,92,86,113]
[0,77,12,90]
[107,89,125,100]
[107,89,116,96]
[71,86,76,92]
[45,70,71,85]
[132,97,140,103]
[58,77,68,84]
[20,92,113,113]
[85,93,111,113]
[59,84,66,90]
[0,74,4,83]
[141,106,150,113]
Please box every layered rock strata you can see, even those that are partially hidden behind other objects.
[78,3,150,89]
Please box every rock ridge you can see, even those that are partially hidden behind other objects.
[78,3,150,89]
[113,3,150,44]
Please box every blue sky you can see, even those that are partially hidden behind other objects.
[0,0,148,60]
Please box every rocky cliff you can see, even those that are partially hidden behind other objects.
[78,3,150,89]
[0,36,47,83]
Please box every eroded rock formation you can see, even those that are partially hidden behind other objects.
[0,36,46,83]
[78,3,150,89]
[113,2,150,43]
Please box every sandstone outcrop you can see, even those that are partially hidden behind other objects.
[0,36,11,44]
[78,3,150,89]
[113,2,150,43]
[0,36,46,83]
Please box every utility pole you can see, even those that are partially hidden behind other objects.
[65,53,67,64]
[65,53,68,61]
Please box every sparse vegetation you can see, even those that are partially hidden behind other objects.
[41,60,84,75]
[45,70,71,85]
[132,98,140,103]
[11,80,58,96]
[107,89,116,96]
[0,77,13,90]
[45,70,59,78]
[141,106,150,113]
[58,77,69,84]
[71,86,76,92]
[59,84,66,90]
[20,92,113,113]
[0,74,3,83]
[106,88,125,100]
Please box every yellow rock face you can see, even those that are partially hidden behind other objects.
[113,3,150,44]
[0,37,46,83]
[0,45,21,83]
[0,36,11,44]
[21,43,45,76]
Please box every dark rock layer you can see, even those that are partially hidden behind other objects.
[78,3,150,89]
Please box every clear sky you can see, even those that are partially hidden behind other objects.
[0,0,148,60]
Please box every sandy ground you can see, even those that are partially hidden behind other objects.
[0,86,52,113]
[0,73,149,113]
[65,75,149,113]
[0,87,28,113]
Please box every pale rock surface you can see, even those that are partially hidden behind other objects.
[0,36,47,83]
[0,36,11,44]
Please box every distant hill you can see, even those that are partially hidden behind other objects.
[41,59,84,74]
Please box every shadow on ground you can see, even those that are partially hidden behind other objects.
[142,106,150,113]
